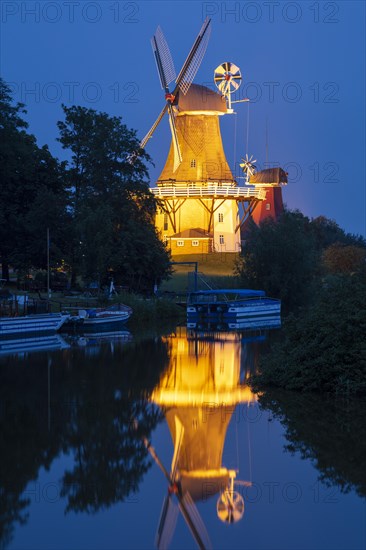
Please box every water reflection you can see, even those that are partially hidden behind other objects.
[258,390,366,498]
[0,326,365,550]
[147,327,259,548]
[0,334,168,546]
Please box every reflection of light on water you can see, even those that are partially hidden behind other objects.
[148,327,255,546]
[152,327,257,406]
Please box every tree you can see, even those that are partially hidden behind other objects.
[57,105,171,291]
[0,79,69,279]
[322,242,366,274]
[236,210,318,310]
[251,274,366,395]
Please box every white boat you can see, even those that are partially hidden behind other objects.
[63,305,132,330]
[0,334,70,356]
[187,289,281,322]
[0,313,70,336]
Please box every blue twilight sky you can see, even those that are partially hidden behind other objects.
[1,0,365,236]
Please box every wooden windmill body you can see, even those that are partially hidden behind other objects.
[142,20,265,256]
[154,84,247,255]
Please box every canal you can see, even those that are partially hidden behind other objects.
[0,325,364,549]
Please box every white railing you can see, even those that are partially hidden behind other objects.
[150,185,266,199]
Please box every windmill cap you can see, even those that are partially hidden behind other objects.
[176,83,228,114]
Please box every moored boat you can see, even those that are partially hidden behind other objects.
[62,304,132,331]
[0,313,70,337]
[187,289,281,322]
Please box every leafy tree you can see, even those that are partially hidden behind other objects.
[57,105,171,291]
[310,216,365,250]
[237,210,318,310]
[322,242,366,274]
[251,274,366,395]
[0,79,69,279]
[237,211,365,312]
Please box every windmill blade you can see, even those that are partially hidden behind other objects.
[140,104,168,149]
[174,17,211,96]
[143,436,172,485]
[167,104,182,172]
[214,63,227,76]
[171,415,184,482]
[178,491,212,550]
[156,495,179,550]
[152,26,176,90]
[229,62,240,74]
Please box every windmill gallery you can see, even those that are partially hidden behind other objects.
[140,17,288,255]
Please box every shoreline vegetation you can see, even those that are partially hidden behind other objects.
[235,213,366,397]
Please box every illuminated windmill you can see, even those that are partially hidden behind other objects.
[142,19,265,255]
[148,328,255,548]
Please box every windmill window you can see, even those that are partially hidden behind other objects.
[192,240,199,247]
[218,213,224,223]
[163,213,168,230]
[190,159,196,168]
[219,235,224,244]
[177,240,184,247]
[266,203,271,211]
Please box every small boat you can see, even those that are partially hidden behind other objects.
[63,304,132,330]
[0,313,70,336]
[187,289,281,322]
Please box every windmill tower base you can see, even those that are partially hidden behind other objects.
[248,168,287,226]
[251,186,284,225]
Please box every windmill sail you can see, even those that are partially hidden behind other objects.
[156,496,179,550]
[152,26,176,89]
[140,17,212,168]
[175,17,212,95]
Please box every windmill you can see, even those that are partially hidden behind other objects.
[142,20,266,254]
[240,154,257,182]
[141,17,212,172]
[142,416,212,550]
[214,62,242,111]
[216,472,252,524]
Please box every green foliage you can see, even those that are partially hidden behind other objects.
[0,79,69,277]
[322,242,366,274]
[57,105,172,291]
[236,210,366,312]
[236,211,318,310]
[251,274,366,395]
[112,291,183,324]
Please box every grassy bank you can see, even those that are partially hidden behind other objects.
[160,252,240,293]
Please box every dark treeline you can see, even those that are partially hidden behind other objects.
[0,79,171,293]
[236,211,366,395]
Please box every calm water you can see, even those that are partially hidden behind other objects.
[0,326,365,550]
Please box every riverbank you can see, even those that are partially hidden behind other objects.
[250,274,366,396]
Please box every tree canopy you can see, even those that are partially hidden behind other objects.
[57,104,171,291]
[0,79,69,279]
[236,210,366,311]
[0,81,172,292]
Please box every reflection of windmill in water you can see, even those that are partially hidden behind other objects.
[145,328,256,549]
[142,19,266,255]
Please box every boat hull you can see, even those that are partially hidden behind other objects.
[0,313,70,336]
[187,298,281,322]
[62,311,131,331]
